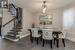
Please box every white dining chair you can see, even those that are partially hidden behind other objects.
[31,28,41,44]
[42,29,53,48]
[53,30,66,47]
[59,31,66,47]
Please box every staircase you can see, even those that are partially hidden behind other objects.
[4,22,22,41]
[2,3,22,42]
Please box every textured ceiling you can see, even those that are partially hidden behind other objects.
[13,0,75,13]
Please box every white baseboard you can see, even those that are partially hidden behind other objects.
[1,35,19,42]
[4,37,19,42]
[66,37,75,42]
[20,34,30,39]
[1,34,30,42]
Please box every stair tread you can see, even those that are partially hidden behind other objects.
[8,31,14,33]
[7,34,19,37]
[13,27,22,29]
[5,35,19,39]
[7,33,19,35]
[10,29,21,30]
[8,32,18,34]
[10,29,22,32]
[4,36,19,42]
[7,32,19,36]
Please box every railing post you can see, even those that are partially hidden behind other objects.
[14,17,16,38]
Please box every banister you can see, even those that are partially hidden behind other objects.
[3,17,16,27]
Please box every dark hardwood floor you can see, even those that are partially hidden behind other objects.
[0,36,75,50]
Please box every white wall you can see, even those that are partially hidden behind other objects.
[33,9,63,31]
[20,8,33,37]
[62,2,75,42]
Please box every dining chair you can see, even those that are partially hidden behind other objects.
[31,28,41,44]
[59,31,66,47]
[53,30,66,47]
[42,29,53,48]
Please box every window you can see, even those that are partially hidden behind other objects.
[63,8,74,30]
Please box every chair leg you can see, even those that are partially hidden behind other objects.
[31,37,33,43]
[54,38,56,45]
[62,38,65,47]
[36,38,38,44]
[50,40,52,48]
[56,38,59,48]
[42,39,44,47]
[41,36,42,41]
[30,34,32,42]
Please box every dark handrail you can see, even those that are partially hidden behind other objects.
[3,17,16,27]
[9,3,16,9]
[11,4,16,9]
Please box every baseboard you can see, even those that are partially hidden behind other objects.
[4,37,19,42]
[66,37,75,43]
[20,34,30,39]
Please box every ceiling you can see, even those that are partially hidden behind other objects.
[13,0,75,13]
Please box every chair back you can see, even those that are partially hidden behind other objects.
[42,29,53,40]
[62,30,67,38]
[59,30,67,38]
[31,28,39,37]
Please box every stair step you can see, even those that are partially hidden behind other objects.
[7,32,19,37]
[10,29,21,30]
[16,25,22,26]
[8,31,14,33]
[8,32,18,34]
[4,35,19,39]
[7,33,19,37]
[13,28,22,29]
[4,35,19,42]
[16,27,22,28]
[10,29,22,32]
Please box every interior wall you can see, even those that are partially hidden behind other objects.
[20,8,33,37]
[33,9,63,31]
[62,2,75,42]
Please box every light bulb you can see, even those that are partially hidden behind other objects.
[42,7,46,13]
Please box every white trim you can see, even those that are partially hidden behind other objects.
[20,34,30,39]
[66,37,75,42]
[4,37,19,42]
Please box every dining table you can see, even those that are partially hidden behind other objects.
[28,28,62,48]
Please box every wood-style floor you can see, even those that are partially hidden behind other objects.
[0,36,75,50]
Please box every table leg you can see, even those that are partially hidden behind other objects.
[56,33,59,48]
[54,38,56,45]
